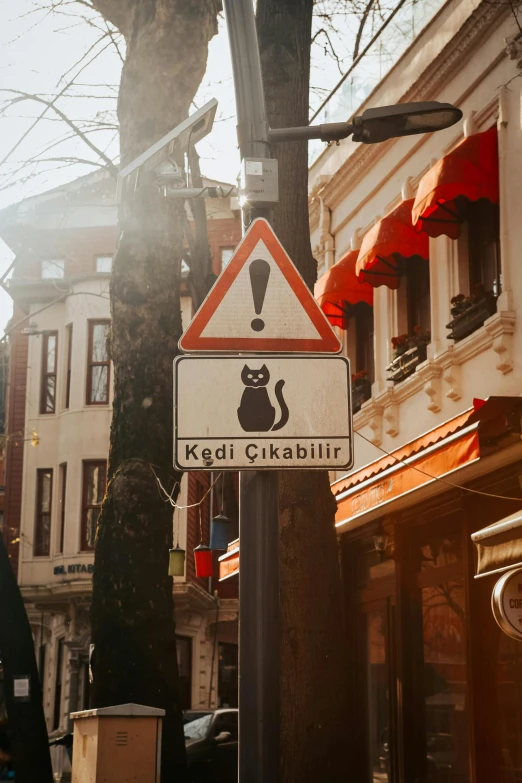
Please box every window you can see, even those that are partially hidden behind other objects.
[220,247,235,270]
[355,303,375,385]
[38,643,46,680]
[176,635,193,710]
[213,710,238,741]
[405,257,431,335]
[218,642,238,708]
[40,331,58,414]
[65,324,72,409]
[58,464,67,554]
[41,260,64,279]
[95,255,112,274]
[53,638,64,730]
[466,199,501,297]
[35,469,53,557]
[86,321,110,405]
[81,461,107,551]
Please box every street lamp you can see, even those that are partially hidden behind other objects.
[268,101,462,145]
[351,102,463,144]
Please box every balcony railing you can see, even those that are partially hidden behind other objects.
[386,343,428,384]
[446,297,497,342]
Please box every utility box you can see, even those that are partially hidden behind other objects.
[70,703,165,783]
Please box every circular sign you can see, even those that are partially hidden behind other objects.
[492,568,522,640]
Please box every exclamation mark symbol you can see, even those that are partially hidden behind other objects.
[249,258,270,332]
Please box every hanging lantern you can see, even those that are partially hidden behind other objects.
[194,544,213,578]
[210,512,231,551]
[168,546,186,577]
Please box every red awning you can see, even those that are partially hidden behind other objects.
[356,199,429,290]
[314,249,373,329]
[412,127,498,240]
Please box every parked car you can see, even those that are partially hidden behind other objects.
[183,710,214,725]
[184,709,238,783]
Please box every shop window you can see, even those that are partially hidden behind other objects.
[176,635,192,710]
[81,461,107,551]
[218,642,238,708]
[220,247,234,271]
[34,469,53,557]
[495,631,522,780]
[412,527,469,783]
[41,259,64,279]
[86,320,110,405]
[58,464,67,554]
[53,638,64,730]
[40,331,58,414]
[347,517,469,783]
[95,255,112,274]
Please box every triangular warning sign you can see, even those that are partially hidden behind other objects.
[180,218,342,354]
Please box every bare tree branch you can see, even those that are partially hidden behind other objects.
[0,90,118,176]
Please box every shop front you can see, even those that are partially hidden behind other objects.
[336,397,522,783]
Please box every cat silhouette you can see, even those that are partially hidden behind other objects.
[237,364,289,432]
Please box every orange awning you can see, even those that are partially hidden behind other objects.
[412,126,498,240]
[314,249,373,329]
[334,425,479,527]
[333,409,474,496]
[218,541,239,581]
[356,199,429,289]
[223,398,522,576]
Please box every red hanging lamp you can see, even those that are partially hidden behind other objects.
[194,507,213,578]
[194,544,213,577]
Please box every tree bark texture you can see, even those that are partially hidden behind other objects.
[256,2,350,781]
[0,534,53,783]
[90,2,218,780]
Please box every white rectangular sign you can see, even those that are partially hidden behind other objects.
[174,355,353,470]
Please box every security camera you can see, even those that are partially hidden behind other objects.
[117,97,218,202]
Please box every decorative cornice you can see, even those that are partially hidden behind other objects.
[173,581,217,612]
[309,0,510,231]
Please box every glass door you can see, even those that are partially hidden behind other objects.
[364,599,398,783]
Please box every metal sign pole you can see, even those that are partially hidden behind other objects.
[222,1,280,781]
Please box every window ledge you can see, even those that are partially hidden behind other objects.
[353,310,515,443]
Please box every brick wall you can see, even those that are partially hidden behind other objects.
[12,225,117,279]
[186,472,211,588]
[207,218,242,276]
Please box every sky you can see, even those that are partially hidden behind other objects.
[0,0,434,336]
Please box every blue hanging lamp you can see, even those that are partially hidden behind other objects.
[210,512,232,551]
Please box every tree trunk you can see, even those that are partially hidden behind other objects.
[256,3,349,781]
[0,534,53,783]
[90,2,218,780]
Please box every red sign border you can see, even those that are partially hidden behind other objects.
[179,219,342,354]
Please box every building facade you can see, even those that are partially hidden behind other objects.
[0,171,241,779]
[309,0,522,780]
